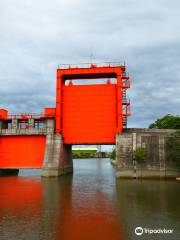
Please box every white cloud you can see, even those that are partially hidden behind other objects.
[0,0,180,127]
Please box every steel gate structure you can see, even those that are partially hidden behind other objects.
[0,63,130,171]
[56,64,130,144]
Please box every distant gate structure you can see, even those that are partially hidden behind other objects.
[56,63,131,144]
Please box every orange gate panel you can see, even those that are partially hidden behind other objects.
[62,84,117,144]
[56,65,130,143]
[0,136,46,168]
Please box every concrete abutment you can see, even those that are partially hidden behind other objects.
[42,134,73,177]
[116,129,180,179]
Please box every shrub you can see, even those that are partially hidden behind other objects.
[134,148,145,162]
[109,148,116,160]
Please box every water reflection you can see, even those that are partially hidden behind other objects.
[0,177,43,239]
[56,159,124,240]
[0,159,179,240]
[116,180,180,240]
[0,159,125,240]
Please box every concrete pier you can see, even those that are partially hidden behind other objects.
[116,128,180,179]
[42,119,73,177]
[42,134,73,177]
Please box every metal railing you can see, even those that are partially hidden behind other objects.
[57,62,125,69]
[122,104,131,117]
[1,119,46,130]
[8,113,44,119]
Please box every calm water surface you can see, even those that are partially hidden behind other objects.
[0,158,180,240]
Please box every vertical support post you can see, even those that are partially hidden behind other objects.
[116,70,123,133]
[28,118,34,128]
[116,133,134,178]
[0,120,2,131]
[56,70,62,134]
[159,135,165,178]
[42,119,73,177]
[132,133,137,178]
[12,119,18,129]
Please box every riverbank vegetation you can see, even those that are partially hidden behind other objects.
[72,149,97,158]
[149,115,180,168]
[134,148,145,162]
[109,147,116,165]
[109,147,116,160]
[149,114,180,129]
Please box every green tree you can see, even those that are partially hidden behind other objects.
[149,114,180,129]
[72,149,97,158]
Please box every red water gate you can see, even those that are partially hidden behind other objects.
[0,136,46,168]
[56,64,130,144]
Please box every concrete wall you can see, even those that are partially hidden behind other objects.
[116,128,180,179]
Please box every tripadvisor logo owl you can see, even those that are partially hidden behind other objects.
[135,226,174,235]
[135,227,143,236]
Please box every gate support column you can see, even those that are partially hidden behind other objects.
[42,119,73,177]
[115,133,134,178]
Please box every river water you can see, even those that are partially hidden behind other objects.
[0,158,180,240]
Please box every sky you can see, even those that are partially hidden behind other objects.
[0,0,180,128]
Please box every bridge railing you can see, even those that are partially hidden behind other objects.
[1,119,47,130]
[0,114,48,130]
[8,113,44,120]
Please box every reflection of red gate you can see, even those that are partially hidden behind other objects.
[56,64,130,144]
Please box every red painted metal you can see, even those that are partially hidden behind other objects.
[6,109,55,120]
[0,136,46,168]
[56,64,130,144]
[62,83,117,144]
[0,109,8,120]
[44,108,56,118]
